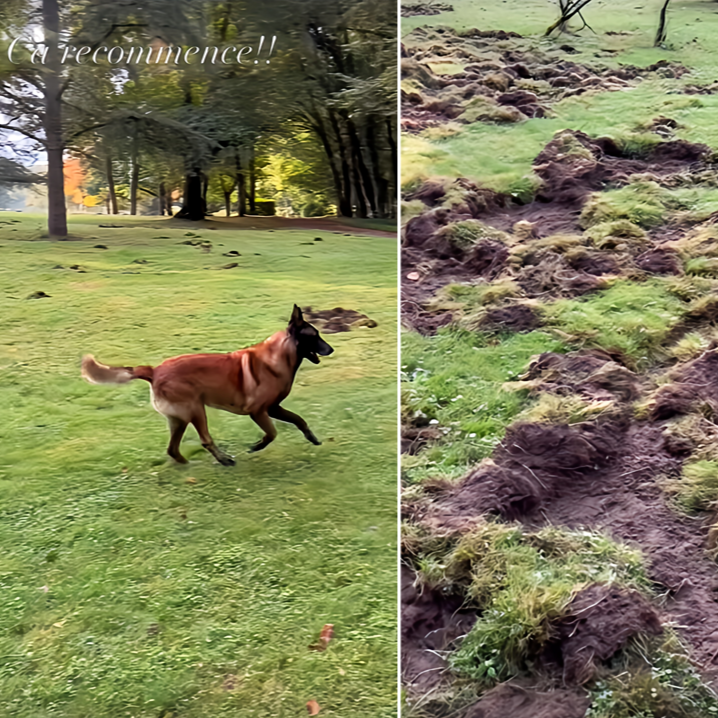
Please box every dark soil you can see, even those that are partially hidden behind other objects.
[524,349,642,402]
[412,420,625,528]
[401,565,477,693]
[461,684,590,718]
[650,348,718,420]
[547,585,662,685]
[408,417,718,686]
[481,303,541,332]
[401,127,711,333]
[402,2,453,17]
[401,28,689,134]
[635,247,682,275]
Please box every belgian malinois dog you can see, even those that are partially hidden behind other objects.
[81,305,334,465]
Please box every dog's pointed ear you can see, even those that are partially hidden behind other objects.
[290,304,304,326]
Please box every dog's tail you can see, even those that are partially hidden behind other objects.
[81,355,154,385]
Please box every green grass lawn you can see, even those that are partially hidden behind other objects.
[0,213,398,717]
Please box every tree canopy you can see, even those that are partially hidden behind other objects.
[0,0,397,236]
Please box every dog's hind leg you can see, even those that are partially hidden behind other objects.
[268,404,321,445]
[167,416,189,464]
[248,411,277,453]
[190,407,236,466]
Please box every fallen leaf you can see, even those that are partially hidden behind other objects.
[309,623,334,651]
[52,620,65,628]
[406,271,421,281]
[306,700,320,715]
[185,477,197,484]
[39,585,48,593]
[338,667,346,676]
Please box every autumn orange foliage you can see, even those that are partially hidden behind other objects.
[64,158,86,205]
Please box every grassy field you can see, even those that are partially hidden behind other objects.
[0,213,397,717]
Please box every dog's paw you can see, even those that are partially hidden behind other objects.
[307,434,322,446]
[217,454,236,466]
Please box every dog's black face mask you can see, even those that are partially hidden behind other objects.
[288,305,334,364]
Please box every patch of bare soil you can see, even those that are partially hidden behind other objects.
[301,306,377,333]
[524,349,641,402]
[650,348,718,420]
[401,565,477,694]
[408,416,718,686]
[546,585,662,685]
[402,2,453,17]
[481,303,541,332]
[401,127,711,333]
[401,27,688,134]
[461,683,590,718]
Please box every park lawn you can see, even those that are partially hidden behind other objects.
[0,213,398,717]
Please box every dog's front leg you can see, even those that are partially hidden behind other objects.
[248,411,277,452]
[268,404,321,445]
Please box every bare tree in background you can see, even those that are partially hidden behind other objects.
[544,0,596,36]
[655,0,671,46]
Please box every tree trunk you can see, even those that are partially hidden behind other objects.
[43,0,67,238]
[386,116,397,216]
[165,189,173,217]
[249,147,256,214]
[236,150,246,217]
[367,116,390,218]
[106,155,118,214]
[655,0,671,45]
[159,182,166,216]
[345,114,377,217]
[130,135,139,215]
[176,170,205,220]
[224,189,232,217]
[311,114,349,217]
[544,0,594,35]
[328,111,353,217]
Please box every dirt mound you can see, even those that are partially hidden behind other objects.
[418,420,624,528]
[465,239,510,277]
[402,420,442,454]
[401,565,477,693]
[481,303,540,332]
[302,306,377,333]
[516,253,604,298]
[402,29,690,135]
[533,130,709,207]
[548,585,662,685]
[635,247,682,275]
[462,684,589,718]
[525,350,641,402]
[567,250,621,276]
[405,179,446,206]
[650,349,718,420]
[402,2,453,16]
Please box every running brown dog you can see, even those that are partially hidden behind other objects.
[81,305,333,465]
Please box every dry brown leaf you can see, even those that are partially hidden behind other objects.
[309,623,334,651]
[185,477,197,484]
[306,700,320,715]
